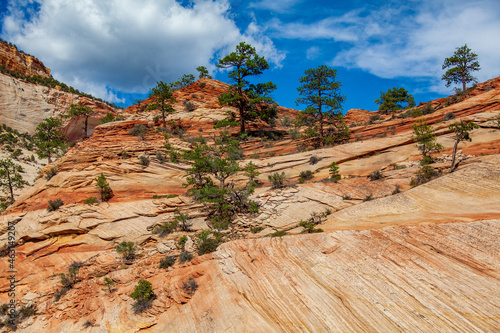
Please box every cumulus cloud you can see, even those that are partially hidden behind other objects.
[1,0,285,100]
[306,46,320,60]
[269,0,500,93]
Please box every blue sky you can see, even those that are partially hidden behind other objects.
[1,0,499,112]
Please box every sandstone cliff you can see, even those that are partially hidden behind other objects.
[0,40,51,78]
[0,70,499,331]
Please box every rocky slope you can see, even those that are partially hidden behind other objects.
[0,40,51,78]
[0,69,499,331]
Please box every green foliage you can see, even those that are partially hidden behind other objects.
[299,170,313,183]
[443,112,456,121]
[182,277,198,296]
[129,124,148,140]
[84,196,98,205]
[392,184,401,195]
[183,131,255,230]
[47,198,64,212]
[449,120,478,171]
[374,87,415,112]
[296,65,347,147]
[421,102,435,115]
[95,173,112,201]
[195,230,222,255]
[412,120,443,158]
[55,262,81,301]
[174,209,192,232]
[270,230,287,237]
[309,156,321,165]
[45,167,58,180]
[442,44,480,92]
[177,235,188,249]
[64,102,94,138]
[172,74,196,90]
[196,66,211,79]
[244,161,260,185]
[183,100,196,112]
[214,117,240,129]
[102,277,115,293]
[154,220,178,237]
[159,255,176,269]
[156,151,167,163]
[130,279,155,313]
[115,241,136,261]
[369,170,383,181]
[0,158,28,204]
[250,226,264,233]
[99,112,123,124]
[329,162,341,182]
[268,172,286,189]
[217,42,277,133]
[410,165,440,186]
[139,155,150,167]
[179,250,194,264]
[146,81,176,127]
[35,117,66,163]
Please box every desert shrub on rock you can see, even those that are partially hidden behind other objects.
[130,279,155,313]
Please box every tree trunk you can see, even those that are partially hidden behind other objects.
[48,151,52,164]
[239,101,245,133]
[462,76,466,93]
[319,111,324,148]
[6,169,13,203]
[162,111,166,128]
[449,139,459,173]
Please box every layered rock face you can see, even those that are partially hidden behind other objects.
[0,40,51,78]
[0,70,499,331]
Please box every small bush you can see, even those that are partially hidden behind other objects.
[250,226,264,233]
[268,172,286,189]
[299,170,313,183]
[183,100,196,112]
[130,279,155,314]
[309,156,321,165]
[182,277,198,296]
[410,165,440,186]
[199,82,206,89]
[154,220,178,237]
[95,173,112,201]
[156,151,167,163]
[289,128,300,139]
[121,150,130,159]
[83,320,95,328]
[179,250,194,264]
[363,194,373,202]
[270,230,287,237]
[392,184,401,195]
[195,230,221,255]
[139,155,150,166]
[342,194,351,200]
[45,167,57,180]
[329,162,341,182]
[368,114,381,124]
[84,196,98,205]
[281,116,292,127]
[159,255,176,269]
[421,102,435,115]
[102,277,115,293]
[115,241,136,261]
[369,170,383,181]
[443,112,456,121]
[177,235,188,249]
[129,124,147,140]
[99,113,123,124]
[420,155,434,165]
[47,198,64,212]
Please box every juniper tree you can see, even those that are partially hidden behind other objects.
[448,120,478,172]
[35,117,66,163]
[375,87,415,113]
[146,81,176,128]
[296,65,347,148]
[0,158,28,204]
[196,66,211,79]
[442,44,480,93]
[217,42,277,133]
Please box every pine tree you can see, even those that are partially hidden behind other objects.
[375,87,415,112]
[217,42,277,133]
[412,120,443,160]
[448,120,478,172]
[196,66,211,79]
[35,117,66,163]
[442,44,480,93]
[146,81,176,128]
[296,65,347,148]
[0,158,28,204]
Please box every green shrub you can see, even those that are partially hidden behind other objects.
[84,196,98,205]
[182,277,198,296]
[341,194,351,200]
[329,162,341,182]
[392,184,401,195]
[130,279,155,313]
[289,128,300,139]
[102,277,115,293]
[270,230,287,237]
[250,226,264,233]
[363,194,373,202]
[443,112,456,121]
[159,255,176,269]
[369,170,383,181]
[55,262,81,301]
[368,114,381,124]
[179,250,194,264]
[45,167,57,180]
[268,172,286,189]
[129,124,147,140]
[183,100,196,112]
[95,173,112,201]
[115,241,136,261]
[99,113,123,124]
[153,220,178,237]
[156,151,167,163]
[139,155,150,166]
[195,230,221,255]
[420,155,434,165]
[299,170,313,183]
[177,235,188,249]
[121,150,130,159]
[47,198,64,212]
[421,102,435,115]
[299,220,323,233]
[309,156,321,165]
[410,165,440,186]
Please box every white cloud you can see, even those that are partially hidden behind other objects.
[306,46,320,60]
[1,0,285,99]
[248,0,301,14]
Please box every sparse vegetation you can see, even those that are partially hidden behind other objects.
[270,230,287,237]
[329,162,341,182]
[45,167,58,180]
[129,124,148,140]
[309,156,321,165]
[115,241,136,261]
[139,155,150,166]
[369,170,383,181]
[130,279,155,313]
[183,100,196,112]
[448,120,478,172]
[35,117,66,163]
[102,277,115,293]
[299,170,314,183]
[47,198,64,212]
[195,230,222,255]
[84,196,98,205]
[250,226,264,233]
[363,194,373,202]
[179,250,194,264]
[146,81,176,128]
[412,120,443,160]
[392,185,401,195]
[159,255,176,269]
[95,173,112,201]
[182,277,198,296]
[55,262,82,301]
[443,112,456,121]
[410,165,441,186]
[268,172,286,189]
